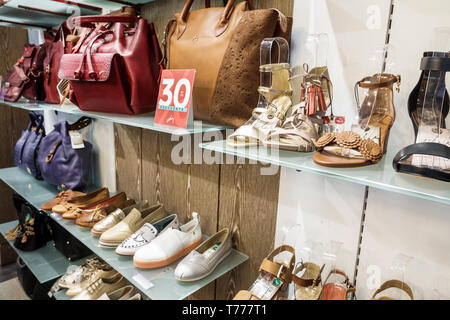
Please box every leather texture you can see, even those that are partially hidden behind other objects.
[99,204,169,247]
[133,212,202,268]
[58,15,162,115]
[4,44,46,102]
[175,228,232,281]
[115,214,179,256]
[74,192,130,227]
[37,119,92,191]
[166,0,292,127]
[43,23,72,104]
[14,112,45,179]
[40,190,86,211]
[52,187,110,214]
[91,201,146,237]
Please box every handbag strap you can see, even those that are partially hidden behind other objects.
[72,15,139,28]
[68,117,92,131]
[176,0,254,39]
[392,142,450,182]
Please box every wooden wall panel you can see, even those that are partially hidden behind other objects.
[114,124,142,200]
[140,131,220,300]
[215,162,281,299]
[0,26,29,264]
[114,0,294,300]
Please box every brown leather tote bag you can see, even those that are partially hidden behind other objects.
[164,0,292,127]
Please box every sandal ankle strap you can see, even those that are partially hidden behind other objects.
[292,262,324,288]
[357,73,401,90]
[259,245,295,283]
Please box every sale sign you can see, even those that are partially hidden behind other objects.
[154,69,196,128]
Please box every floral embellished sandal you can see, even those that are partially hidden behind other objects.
[233,245,295,300]
[313,73,401,167]
[320,269,355,300]
[371,280,414,300]
[293,262,325,300]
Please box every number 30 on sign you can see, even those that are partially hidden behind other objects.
[154,69,196,128]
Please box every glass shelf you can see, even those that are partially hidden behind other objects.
[0,1,156,29]
[0,167,249,300]
[0,220,85,284]
[199,140,450,206]
[1,101,230,136]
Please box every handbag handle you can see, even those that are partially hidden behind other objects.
[68,116,92,131]
[45,140,62,163]
[71,15,139,28]
[176,0,253,38]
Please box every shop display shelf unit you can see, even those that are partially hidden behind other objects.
[0,220,86,284]
[199,140,450,206]
[0,166,249,300]
[1,101,230,136]
[0,0,154,29]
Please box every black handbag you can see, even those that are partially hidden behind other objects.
[47,218,91,261]
[16,257,53,300]
[13,196,52,251]
[13,111,45,179]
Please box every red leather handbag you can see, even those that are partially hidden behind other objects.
[43,23,72,104]
[58,15,162,115]
[5,44,46,102]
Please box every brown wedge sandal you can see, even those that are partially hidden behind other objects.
[320,269,355,300]
[313,73,400,167]
[233,245,295,300]
[293,262,325,300]
[371,280,414,300]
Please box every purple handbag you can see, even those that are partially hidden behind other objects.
[14,112,45,179]
[37,117,92,191]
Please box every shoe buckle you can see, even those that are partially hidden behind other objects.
[277,264,286,279]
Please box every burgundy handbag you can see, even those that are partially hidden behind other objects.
[43,23,72,104]
[4,44,46,102]
[58,15,162,115]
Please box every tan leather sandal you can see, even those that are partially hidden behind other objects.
[371,280,414,300]
[320,269,355,300]
[293,262,324,300]
[233,245,295,300]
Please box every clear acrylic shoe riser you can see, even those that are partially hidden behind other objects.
[257,37,291,109]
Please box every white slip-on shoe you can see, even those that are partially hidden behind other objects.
[115,214,179,256]
[133,212,202,269]
[174,228,232,282]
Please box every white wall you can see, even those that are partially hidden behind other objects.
[275,0,450,300]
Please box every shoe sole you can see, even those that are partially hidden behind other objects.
[175,249,232,282]
[133,237,203,269]
[115,249,137,257]
[98,240,123,248]
[90,229,102,238]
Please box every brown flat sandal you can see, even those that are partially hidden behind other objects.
[293,262,325,300]
[233,245,295,300]
[371,280,414,300]
[314,73,400,167]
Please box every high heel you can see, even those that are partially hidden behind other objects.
[313,73,400,167]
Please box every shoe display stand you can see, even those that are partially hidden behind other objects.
[0,220,87,284]
[200,140,450,206]
[0,101,230,136]
[0,167,249,300]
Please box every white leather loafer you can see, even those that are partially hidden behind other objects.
[115,214,179,256]
[175,228,232,282]
[133,212,202,269]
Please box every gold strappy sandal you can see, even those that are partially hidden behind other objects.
[233,245,295,300]
[371,280,414,300]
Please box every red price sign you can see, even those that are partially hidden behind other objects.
[154,69,196,128]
